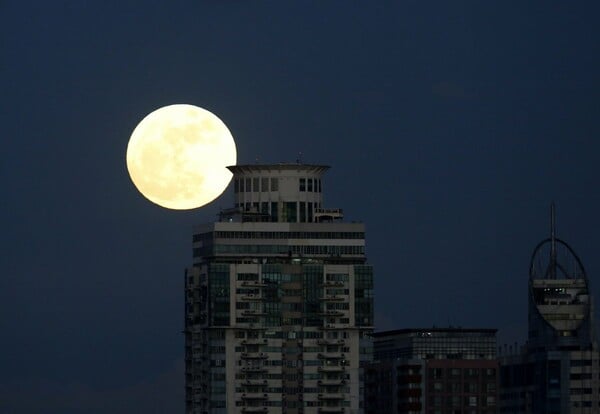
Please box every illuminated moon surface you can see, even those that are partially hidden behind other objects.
[126,104,237,210]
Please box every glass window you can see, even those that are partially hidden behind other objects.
[431,382,443,391]
[271,202,278,222]
[465,368,479,377]
[299,202,306,222]
[285,202,297,223]
[245,177,251,192]
[464,382,478,392]
[429,368,443,379]
[447,382,461,393]
[253,177,259,192]
[237,273,258,281]
[449,368,461,377]
[448,396,460,407]
[299,178,306,192]
[261,177,268,192]
[429,396,443,407]
[271,178,278,191]
[308,178,313,192]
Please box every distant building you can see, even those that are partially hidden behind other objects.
[365,328,499,414]
[499,207,599,414]
[184,164,374,414]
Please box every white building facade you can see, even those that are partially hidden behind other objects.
[185,164,374,414]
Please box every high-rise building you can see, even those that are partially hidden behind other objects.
[184,164,374,414]
[499,207,599,413]
[365,328,499,414]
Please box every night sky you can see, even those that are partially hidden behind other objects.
[2,2,599,412]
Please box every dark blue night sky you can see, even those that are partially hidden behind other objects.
[1,2,599,412]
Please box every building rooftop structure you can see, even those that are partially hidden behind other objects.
[373,328,498,361]
[185,163,374,414]
[527,206,593,352]
[499,205,599,414]
[366,328,499,414]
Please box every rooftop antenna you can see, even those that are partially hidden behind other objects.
[296,152,303,164]
[550,202,557,279]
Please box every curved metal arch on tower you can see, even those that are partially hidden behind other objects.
[528,237,592,336]
[529,237,588,282]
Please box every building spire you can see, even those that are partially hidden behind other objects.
[550,202,557,279]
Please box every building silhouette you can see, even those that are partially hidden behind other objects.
[499,206,599,413]
[365,328,499,413]
[185,164,374,414]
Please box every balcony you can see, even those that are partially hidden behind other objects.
[319,393,345,400]
[241,281,267,288]
[243,379,268,386]
[242,366,267,373]
[246,323,266,330]
[318,379,346,386]
[318,365,345,373]
[317,339,345,345]
[314,208,344,221]
[192,395,205,403]
[192,352,206,361]
[242,338,268,345]
[241,352,269,359]
[242,310,268,316]
[321,323,348,330]
[318,353,346,360]
[192,342,205,349]
[320,281,345,288]
[241,393,269,400]
[319,310,345,317]
[241,407,268,413]
[241,294,264,301]
[318,407,345,413]
[319,295,345,302]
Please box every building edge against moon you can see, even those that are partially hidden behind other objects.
[184,163,373,414]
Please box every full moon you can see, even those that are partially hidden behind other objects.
[126,104,237,210]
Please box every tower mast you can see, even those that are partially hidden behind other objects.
[550,202,557,279]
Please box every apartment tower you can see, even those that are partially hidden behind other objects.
[185,164,374,414]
